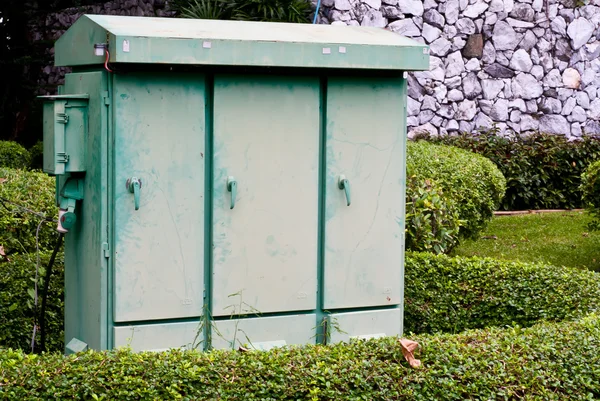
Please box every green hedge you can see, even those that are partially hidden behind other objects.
[2,315,600,400]
[0,167,57,254]
[28,141,43,170]
[404,252,600,335]
[0,252,65,353]
[417,129,600,211]
[407,140,506,240]
[0,141,31,170]
[581,160,600,231]
[405,175,461,254]
[4,251,598,354]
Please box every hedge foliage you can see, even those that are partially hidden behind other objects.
[404,252,600,335]
[0,252,65,353]
[417,129,600,211]
[581,160,600,231]
[28,141,43,170]
[173,0,313,23]
[1,315,600,400]
[405,175,461,254]
[406,140,506,241]
[0,141,31,169]
[0,167,57,254]
[4,251,598,354]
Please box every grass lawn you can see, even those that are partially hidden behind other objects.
[451,210,600,271]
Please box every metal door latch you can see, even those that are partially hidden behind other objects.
[126,177,142,210]
[227,176,237,209]
[338,175,351,206]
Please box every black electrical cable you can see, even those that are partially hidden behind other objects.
[38,232,64,353]
[0,196,56,222]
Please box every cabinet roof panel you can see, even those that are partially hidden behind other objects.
[55,15,429,71]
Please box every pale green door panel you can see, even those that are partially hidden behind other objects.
[61,71,109,350]
[323,77,407,310]
[327,308,402,344]
[212,75,320,317]
[113,321,201,352]
[211,314,316,350]
[112,73,206,322]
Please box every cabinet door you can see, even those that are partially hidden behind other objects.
[212,75,319,317]
[323,77,407,310]
[113,73,206,323]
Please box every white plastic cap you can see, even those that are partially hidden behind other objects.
[57,209,69,233]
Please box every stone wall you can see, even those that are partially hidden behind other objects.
[34,0,600,137]
[317,0,600,137]
[30,0,174,95]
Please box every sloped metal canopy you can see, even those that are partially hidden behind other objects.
[55,15,430,71]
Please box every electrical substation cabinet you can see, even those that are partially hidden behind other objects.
[42,14,430,354]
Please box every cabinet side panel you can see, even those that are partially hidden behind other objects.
[63,71,109,350]
[324,77,407,310]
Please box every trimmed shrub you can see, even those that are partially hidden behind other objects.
[0,167,58,254]
[0,252,65,353]
[407,140,506,240]
[0,141,31,170]
[28,141,43,170]
[404,252,600,335]
[1,315,600,400]
[581,160,600,231]
[4,251,598,354]
[417,129,600,211]
[405,175,461,254]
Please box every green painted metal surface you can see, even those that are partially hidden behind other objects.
[41,95,89,175]
[327,308,402,343]
[112,73,206,323]
[323,77,407,311]
[55,15,430,71]
[113,321,200,352]
[60,71,109,351]
[211,314,316,350]
[211,74,320,317]
[43,15,428,354]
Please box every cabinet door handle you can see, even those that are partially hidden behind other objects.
[126,177,142,211]
[338,175,351,206]
[227,176,237,209]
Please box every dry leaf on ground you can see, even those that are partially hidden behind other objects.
[399,338,421,368]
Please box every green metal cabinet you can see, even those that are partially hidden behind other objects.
[41,15,429,354]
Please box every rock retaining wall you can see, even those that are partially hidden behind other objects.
[318,0,600,137]
[30,0,174,95]
[34,0,600,137]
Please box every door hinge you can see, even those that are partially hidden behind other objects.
[56,152,69,163]
[102,91,110,106]
[56,112,69,124]
[102,242,110,258]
